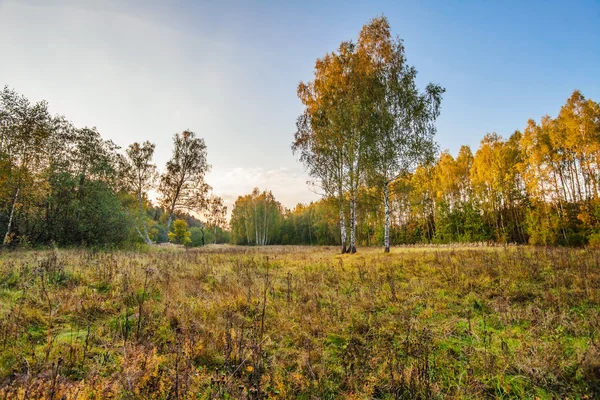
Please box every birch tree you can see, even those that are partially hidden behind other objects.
[229,188,283,245]
[293,16,442,253]
[206,193,227,244]
[293,41,360,253]
[159,130,211,232]
[0,87,52,245]
[124,141,157,244]
[359,16,443,252]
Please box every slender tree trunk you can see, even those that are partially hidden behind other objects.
[167,212,174,234]
[339,206,347,254]
[265,218,269,245]
[584,160,595,199]
[3,187,20,246]
[254,203,258,245]
[350,194,357,254]
[556,169,569,204]
[574,159,583,202]
[167,183,183,233]
[308,210,312,245]
[134,226,146,243]
[245,217,251,244]
[567,160,577,202]
[552,171,569,242]
[384,181,390,253]
[263,207,267,246]
[167,197,177,233]
[213,224,217,244]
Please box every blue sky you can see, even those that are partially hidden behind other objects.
[0,0,598,210]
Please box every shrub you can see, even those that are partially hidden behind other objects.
[168,219,191,246]
[588,232,600,248]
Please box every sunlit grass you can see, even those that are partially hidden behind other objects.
[0,245,598,399]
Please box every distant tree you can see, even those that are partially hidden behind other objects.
[230,188,283,245]
[206,194,227,244]
[124,141,157,244]
[168,219,191,246]
[0,86,52,245]
[158,130,211,232]
[470,132,523,242]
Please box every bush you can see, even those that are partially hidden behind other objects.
[190,227,205,247]
[588,232,600,248]
[168,219,191,246]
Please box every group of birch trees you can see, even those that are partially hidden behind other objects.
[229,188,283,245]
[293,16,443,253]
[292,16,600,250]
[284,89,600,248]
[0,86,226,247]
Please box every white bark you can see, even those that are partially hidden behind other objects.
[167,213,173,234]
[384,181,390,253]
[3,187,19,245]
[350,195,357,253]
[254,203,258,245]
[134,226,146,242]
[245,216,252,244]
[263,207,267,245]
[339,206,347,253]
[265,219,269,245]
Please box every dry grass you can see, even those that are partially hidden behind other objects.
[0,245,599,399]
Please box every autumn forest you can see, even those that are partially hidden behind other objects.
[1,12,600,400]
[2,19,600,251]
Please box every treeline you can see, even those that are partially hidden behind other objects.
[417,89,600,246]
[401,89,600,246]
[289,16,600,252]
[4,12,598,250]
[232,90,600,247]
[0,87,227,247]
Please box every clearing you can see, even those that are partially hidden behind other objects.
[0,245,599,398]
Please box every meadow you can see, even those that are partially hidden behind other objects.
[0,245,599,399]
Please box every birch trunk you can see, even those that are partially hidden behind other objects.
[3,187,20,246]
[349,195,357,253]
[265,219,269,245]
[167,212,174,234]
[384,181,390,253]
[339,207,347,254]
[263,207,267,245]
[254,203,259,245]
[245,215,252,244]
[134,226,146,243]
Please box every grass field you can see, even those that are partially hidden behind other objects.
[0,245,599,399]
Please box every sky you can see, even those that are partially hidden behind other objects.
[1,0,599,213]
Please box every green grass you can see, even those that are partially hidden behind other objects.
[0,245,599,399]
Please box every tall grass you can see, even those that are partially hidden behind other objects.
[0,245,598,399]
